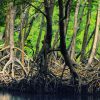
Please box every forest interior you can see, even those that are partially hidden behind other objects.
[0,0,100,95]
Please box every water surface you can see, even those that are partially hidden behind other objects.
[0,91,99,100]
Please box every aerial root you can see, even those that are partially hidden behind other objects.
[15,58,28,75]
[0,46,30,78]
[0,57,28,78]
[2,59,12,75]
[0,54,10,62]
[0,46,10,52]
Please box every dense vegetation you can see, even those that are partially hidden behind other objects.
[0,0,100,94]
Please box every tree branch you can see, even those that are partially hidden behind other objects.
[24,1,47,17]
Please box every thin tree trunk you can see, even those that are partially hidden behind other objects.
[24,4,43,40]
[64,0,72,36]
[24,13,39,40]
[19,7,30,42]
[44,0,54,49]
[35,15,44,55]
[2,3,27,76]
[76,28,95,59]
[37,0,54,74]
[69,0,80,59]
[58,0,78,82]
[9,2,16,77]
[9,3,15,60]
[20,6,30,65]
[80,0,91,62]
[86,2,100,68]
[68,0,86,51]
[52,31,59,48]
[20,5,25,66]
[4,11,10,47]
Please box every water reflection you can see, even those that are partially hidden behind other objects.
[0,92,99,100]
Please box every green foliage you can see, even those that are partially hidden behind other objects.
[0,0,99,59]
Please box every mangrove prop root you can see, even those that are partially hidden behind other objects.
[0,54,10,62]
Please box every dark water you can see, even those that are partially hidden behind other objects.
[0,92,99,100]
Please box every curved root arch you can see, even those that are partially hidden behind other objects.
[0,46,30,79]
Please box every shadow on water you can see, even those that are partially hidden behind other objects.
[0,91,99,100]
